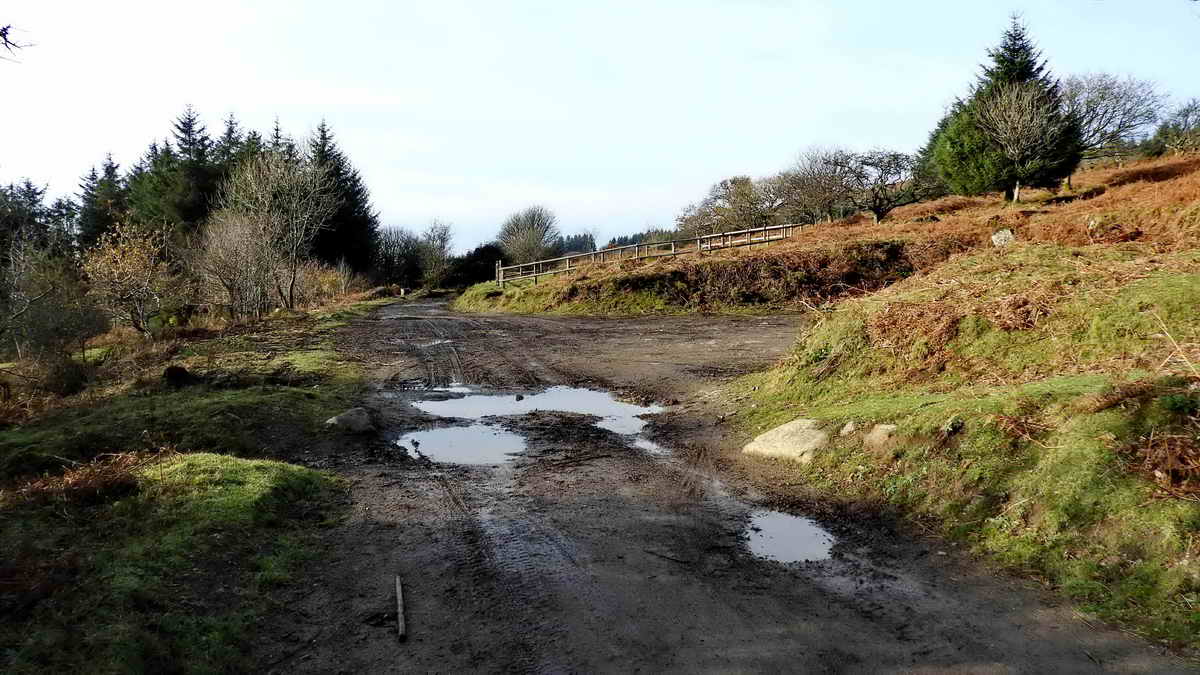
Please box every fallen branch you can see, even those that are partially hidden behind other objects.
[395,575,407,641]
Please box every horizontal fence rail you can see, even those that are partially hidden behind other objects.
[496,223,804,287]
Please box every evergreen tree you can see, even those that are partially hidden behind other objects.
[928,17,1081,198]
[76,155,127,250]
[0,180,50,254]
[170,105,218,229]
[269,117,299,162]
[126,140,181,226]
[212,113,245,177]
[307,121,379,272]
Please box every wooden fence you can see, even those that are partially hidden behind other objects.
[496,223,804,287]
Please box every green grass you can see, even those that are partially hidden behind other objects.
[737,242,1200,647]
[0,453,342,674]
[0,296,398,672]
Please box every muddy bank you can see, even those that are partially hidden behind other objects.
[254,300,1188,673]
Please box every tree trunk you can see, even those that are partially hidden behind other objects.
[1012,180,1022,203]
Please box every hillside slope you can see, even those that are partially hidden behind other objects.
[456,155,1200,316]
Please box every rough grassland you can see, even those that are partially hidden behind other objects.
[1,453,339,673]
[0,296,396,673]
[455,155,1200,317]
[737,241,1200,647]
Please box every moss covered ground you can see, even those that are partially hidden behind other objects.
[0,296,397,673]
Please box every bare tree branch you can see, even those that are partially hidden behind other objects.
[976,82,1070,201]
[1062,73,1166,159]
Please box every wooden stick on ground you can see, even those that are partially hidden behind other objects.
[395,575,407,642]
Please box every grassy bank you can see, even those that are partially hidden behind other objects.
[455,236,976,315]
[0,295,396,672]
[736,242,1200,647]
[1,453,340,673]
[0,296,394,475]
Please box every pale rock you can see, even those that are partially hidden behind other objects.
[839,421,858,437]
[991,228,1016,247]
[325,407,375,433]
[742,418,829,464]
[863,424,899,454]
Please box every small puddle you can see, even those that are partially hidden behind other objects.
[395,424,526,464]
[746,510,834,563]
[414,385,663,437]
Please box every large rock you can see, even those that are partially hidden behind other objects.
[325,407,375,433]
[742,418,828,464]
[863,424,899,455]
[991,228,1016,247]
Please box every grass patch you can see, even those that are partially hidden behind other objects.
[0,452,342,674]
[737,242,1200,647]
[0,297,391,476]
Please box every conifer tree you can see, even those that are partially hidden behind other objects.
[76,155,127,250]
[927,17,1081,198]
[213,113,245,176]
[170,105,218,228]
[307,121,379,272]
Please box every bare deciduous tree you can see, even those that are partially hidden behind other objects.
[497,206,561,264]
[1062,73,1166,159]
[374,226,424,287]
[784,147,857,223]
[1160,99,1200,153]
[217,151,338,309]
[193,209,276,319]
[975,82,1072,202]
[830,150,924,223]
[419,220,453,288]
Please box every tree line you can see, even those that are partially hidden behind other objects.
[609,17,1199,245]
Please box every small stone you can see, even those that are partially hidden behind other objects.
[515,394,525,402]
[863,424,899,454]
[991,228,1016,247]
[742,418,829,464]
[325,407,375,433]
[839,421,857,437]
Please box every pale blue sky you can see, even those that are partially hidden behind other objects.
[3,1,1197,249]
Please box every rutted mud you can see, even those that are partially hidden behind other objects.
[255,298,1189,673]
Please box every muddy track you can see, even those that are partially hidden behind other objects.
[256,299,1190,673]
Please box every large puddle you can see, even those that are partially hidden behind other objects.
[400,386,666,463]
[396,424,526,464]
[746,510,834,563]
[413,386,663,435]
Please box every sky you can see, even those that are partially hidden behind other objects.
[2,1,1198,251]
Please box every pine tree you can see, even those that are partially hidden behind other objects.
[269,117,299,163]
[76,155,127,250]
[126,140,182,226]
[170,105,218,229]
[307,121,379,272]
[928,17,1081,198]
[213,113,244,177]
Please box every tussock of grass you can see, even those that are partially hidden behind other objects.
[0,452,340,674]
[739,241,1200,647]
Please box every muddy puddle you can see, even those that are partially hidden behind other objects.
[746,510,834,563]
[395,424,526,464]
[405,386,666,460]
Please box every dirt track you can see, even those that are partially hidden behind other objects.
[256,299,1189,673]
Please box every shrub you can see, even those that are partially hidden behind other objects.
[83,223,175,337]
